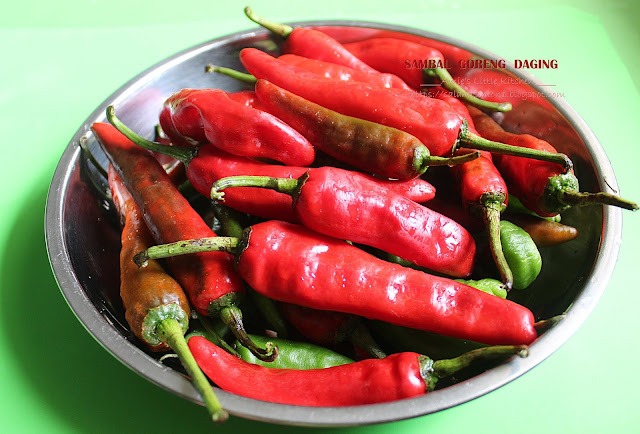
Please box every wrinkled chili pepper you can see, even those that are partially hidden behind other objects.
[107,165,227,423]
[503,213,578,248]
[108,107,436,222]
[279,303,387,359]
[92,121,277,362]
[158,88,315,166]
[344,38,511,112]
[468,106,638,216]
[211,167,476,278]
[136,220,538,345]
[244,6,378,73]
[188,335,527,406]
[234,48,573,168]
[254,79,480,180]
[235,333,355,369]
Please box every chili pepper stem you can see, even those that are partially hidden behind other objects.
[219,305,279,362]
[424,67,512,113]
[457,124,573,172]
[423,345,529,392]
[133,237,239,267]
[156,318,228,423]
[198,314,240,357]
[482,196,513,290]
[417,150,482,169]
[558,189,639,211]
[205,64,257,84]
[350,322,387,359]
[105,106,195,164]
[244,6,293,37]
[211,175,302,202]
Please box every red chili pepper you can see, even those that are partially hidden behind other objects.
[253,79,479,180]
[212,166,476,278]
[235,48,572,169]
[226,90,266,110]
[343,38,511,112]
[138,220,538,345]
[467,106,638,216]
[278,53,412,90]
[107,166,227,422]
[188,336,527,406]
[279,303,387,359]
[92,121,276,361]
[244,7,378,73]
[158,88,315,166]
[105,107,437,220]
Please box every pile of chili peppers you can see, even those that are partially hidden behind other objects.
[84,7,638,422]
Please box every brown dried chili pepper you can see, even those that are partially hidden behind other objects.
[468,106,638,216]
[157,88,315,166]
[107,166,227,423]
[279,303,387,359]
[92,121,276,362]
[253,79,480,180]
[188,335,528,407]
[211,166,476,278]
[243,6,378,73]
[136,220,538,346]
[343,37,511,112]
[502,213,578,248]
[105,109,438,220]
[233,48,573,169]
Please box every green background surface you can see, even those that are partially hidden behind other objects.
[1,0,639,432]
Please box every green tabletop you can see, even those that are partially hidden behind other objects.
[1,0,638,432]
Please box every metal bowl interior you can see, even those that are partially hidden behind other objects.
[45,21,622,427]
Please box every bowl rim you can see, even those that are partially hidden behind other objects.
[45,19,623,427]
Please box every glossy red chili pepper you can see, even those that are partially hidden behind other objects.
[158,88,315,166]
[212,166,476,277]
[344,38,511,112]
[105,110,438,221]
[244,7,377,73]
[279,303,387,359]
[107,166,227,422]
[188,336,527,406]
[92,121,276,361]
[226,90,266,110]
[237,48,572,169]
[468,106,638,216]
[139,220,537,345]
[278,53,412,90]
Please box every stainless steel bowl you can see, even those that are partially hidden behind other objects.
[45,21,622,427]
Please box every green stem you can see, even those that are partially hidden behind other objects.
[220,305,278,362]
[133,237,239,267]
[244,6,293,37]
[156,318,228,423]
[211,175,302,202]
[422,345,529,392]
[205,64,257,84]
[105,106,195,164]
[79,136,109,179]
[482,195,513,291]
[416,150,481,170]
[211,202,249,239]
[349,321,387,359]
[249,290,290,339]
[425,67,512,112]
[197,314,240,357]
[559,189,638,211]
[458,125,573,172]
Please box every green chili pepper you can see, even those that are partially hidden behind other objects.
[454,278,507,299]
[507,194,561,222]
[500,221,542,290]
[235,334,355,369]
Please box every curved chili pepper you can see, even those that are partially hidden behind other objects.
[234,48,572,169]
[244,6,378,73]
[503,213,578,248]
[92,121,276,362]
[277,54,412,90]
[235,334,355,369]
[255,79,480,179]
[158,88,315,166]
[137,220,538,345]
[107,166,227,422]
[343,38,511,112]
[188,335,527,406]
[108,105,437,208]
[498,221,542,290]
[279,303,387,359]
[211,166,476,278]
[468,106,638,215]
